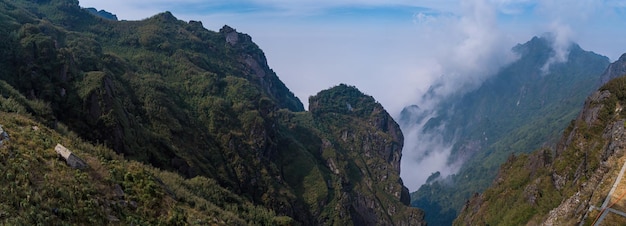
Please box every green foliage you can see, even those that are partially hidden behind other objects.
[0,111,289,225]
[309,84,378,118]
[601,75,626,100]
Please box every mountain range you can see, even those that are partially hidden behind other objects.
[3,0,626,225]
[0,0,423,225]
[400,36,614,225]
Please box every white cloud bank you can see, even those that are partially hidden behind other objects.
[399,0,519,190]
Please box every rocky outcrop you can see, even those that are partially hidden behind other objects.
[577,90,611,126]
[55,144,88,169]
[84,8,118,21]
[221,25,239,46]
[219,25,304,112]
[0,125,9,146]
[308,84,426,225]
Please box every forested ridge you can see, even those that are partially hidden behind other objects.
[0,0,423,225]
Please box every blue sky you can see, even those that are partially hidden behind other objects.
[80,0,626,190]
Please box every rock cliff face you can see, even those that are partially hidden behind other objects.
[455,72,626,225]
[218,25,305,112]
[305,84,424,225]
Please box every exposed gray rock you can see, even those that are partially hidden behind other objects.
[243,55,266,78]
[551,172,566,191]
[84,7,118,21]
[579,90,611,126]
[113,184,125,198]
[220,25,239,46]
[107,215,120,222]
[523,178,541,206]
[55,144,88,169]
[0,125,9,146]
[602,120,626,160]
[226,31,238,45]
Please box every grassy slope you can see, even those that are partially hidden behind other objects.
[0,108,289,225]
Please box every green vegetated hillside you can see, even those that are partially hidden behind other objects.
[403,36,611,225]
[0,111,288,225]
[455,64,626,225]
[0,0,423,225]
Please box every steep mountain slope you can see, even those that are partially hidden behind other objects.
[402,36,611,225]
[456,60,626,225]
[0,110,288,225]
[0,0,423,224]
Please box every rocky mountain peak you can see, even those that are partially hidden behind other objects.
[513,36,550,53]
[84,7,118,20]
[309,84,378,116]
[154,11,176,21]
[306,84,424,225]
